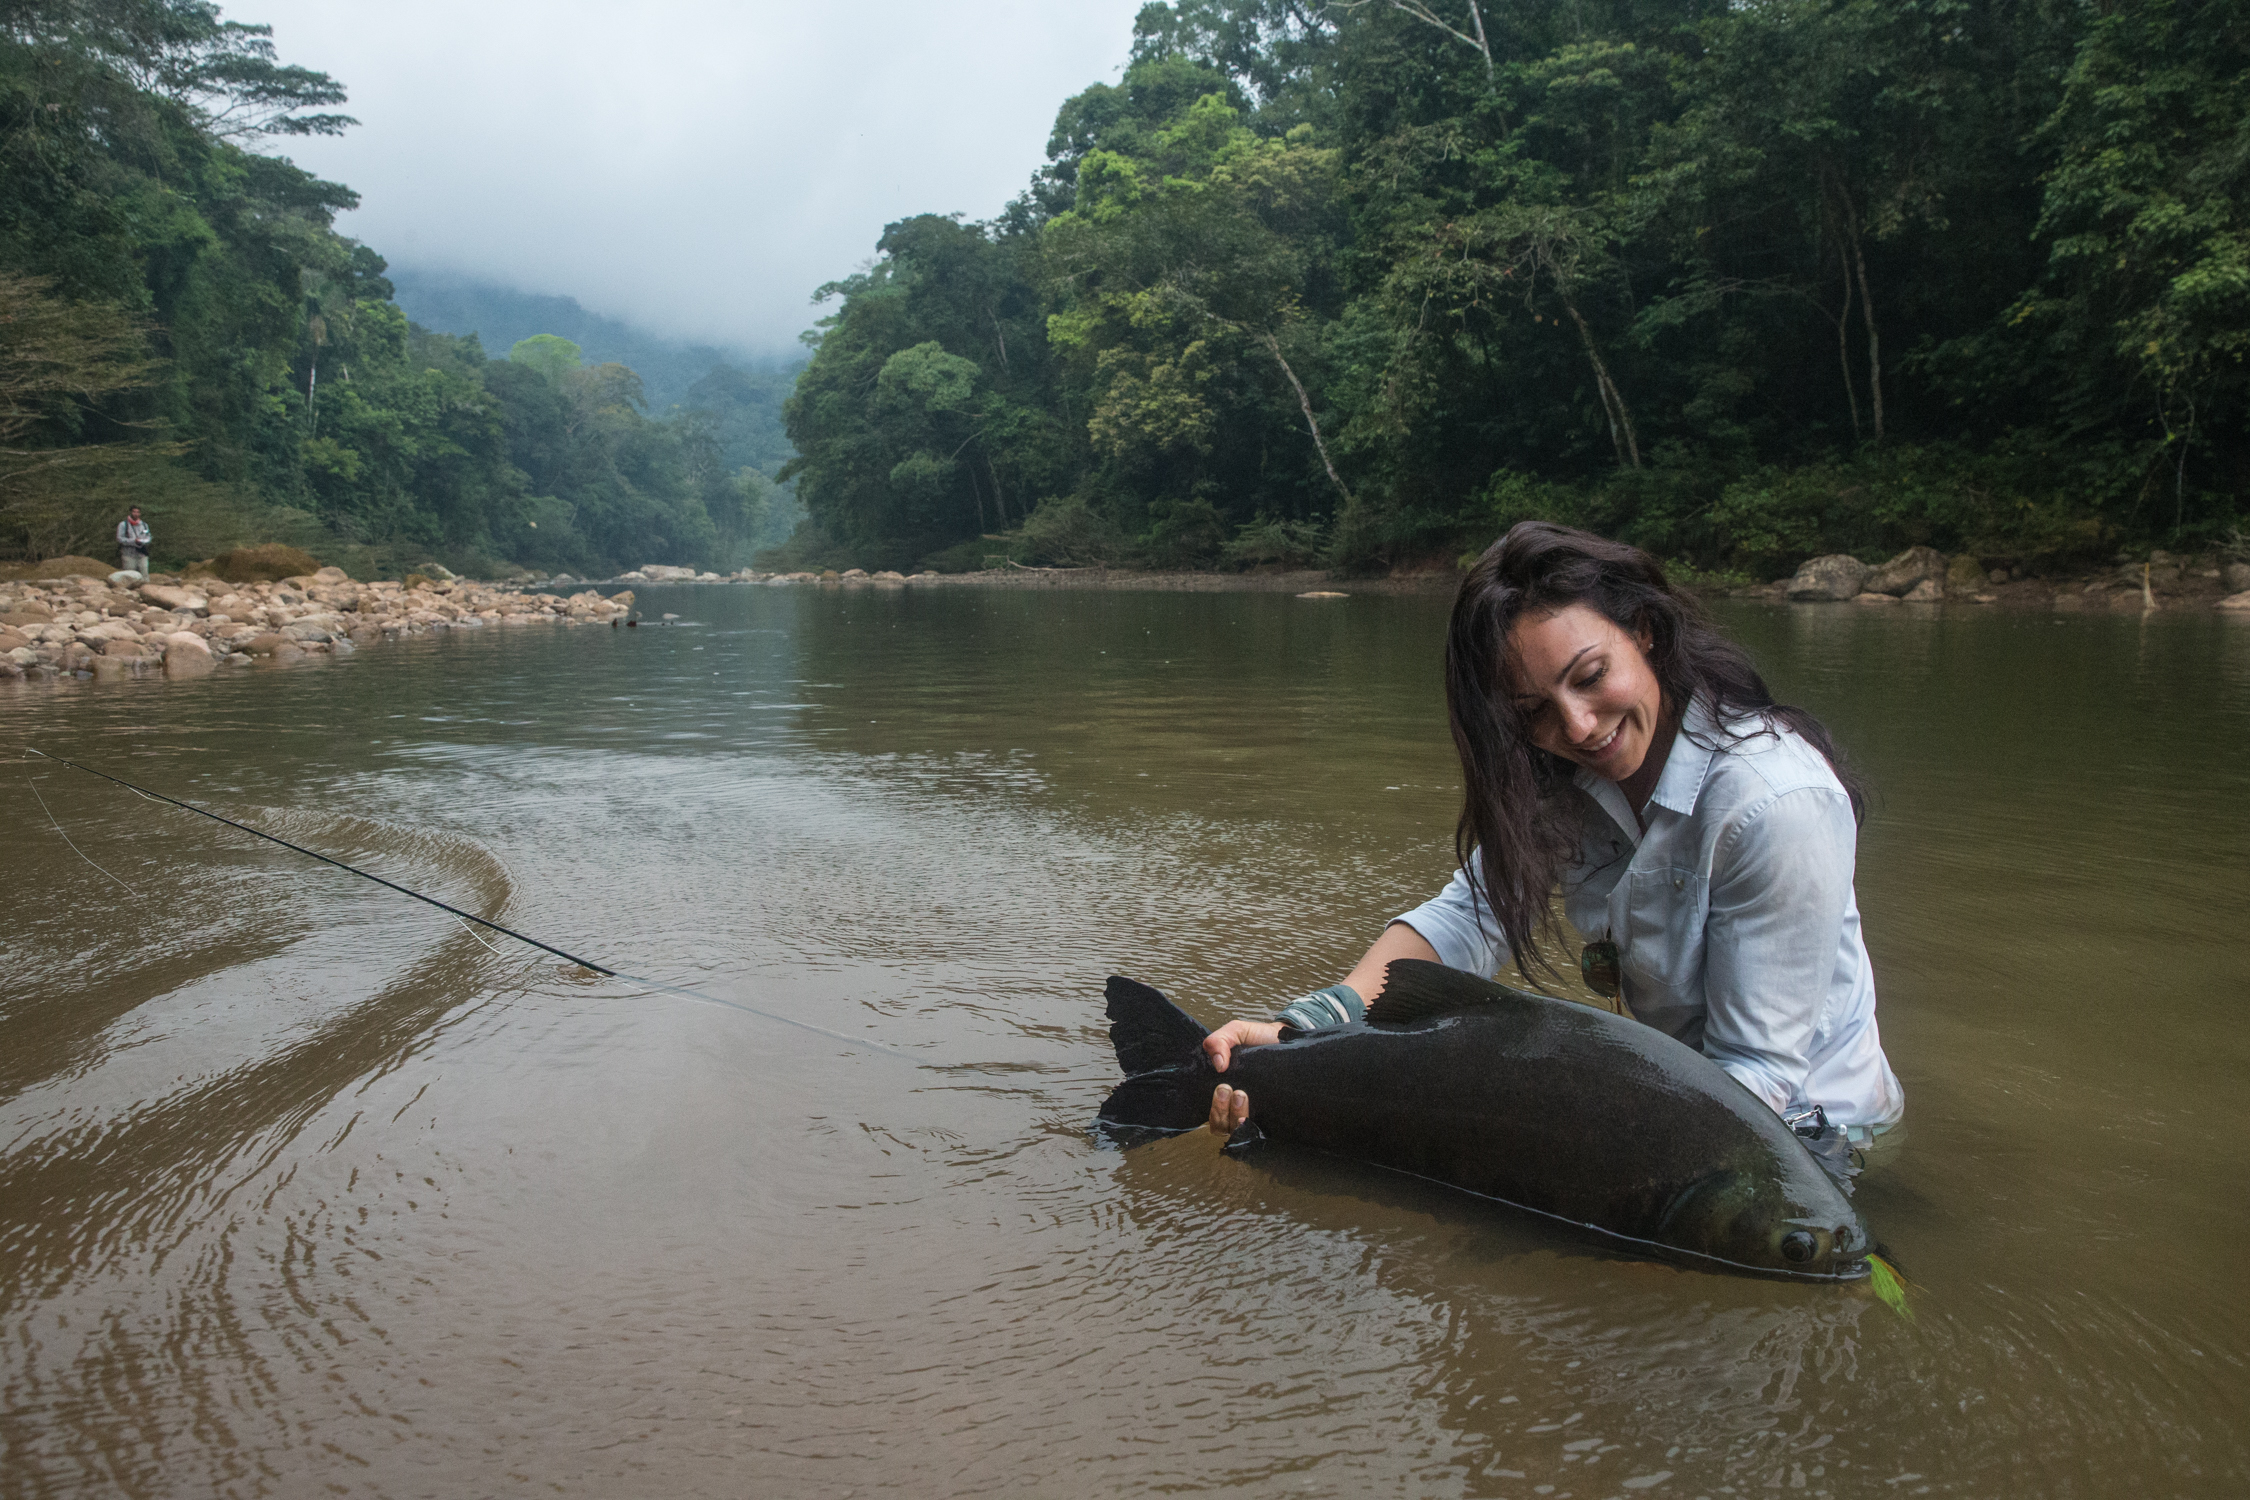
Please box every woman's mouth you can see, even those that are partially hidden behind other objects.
[1579,722,1625,761]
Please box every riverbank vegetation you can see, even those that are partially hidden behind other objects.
[0,0,786,578]
[776,0,2249,577]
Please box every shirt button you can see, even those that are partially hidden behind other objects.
[1673,877,1684,890]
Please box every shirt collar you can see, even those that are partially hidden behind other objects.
[1648,694,1722,817]
[1572,694,1722,831]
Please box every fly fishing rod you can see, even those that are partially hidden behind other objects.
[18,745,907,1057]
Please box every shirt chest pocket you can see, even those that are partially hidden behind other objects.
[1619,866,1710,1002]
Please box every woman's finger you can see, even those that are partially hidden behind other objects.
[1208,1084,1251,1134]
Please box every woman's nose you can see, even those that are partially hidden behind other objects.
[1559,696,1600,742]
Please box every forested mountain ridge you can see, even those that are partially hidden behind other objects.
[391,269,801,471]
[780,0,2249,577]
[0,0,787,577]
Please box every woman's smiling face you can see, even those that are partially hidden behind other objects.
[1506,603,1664,783]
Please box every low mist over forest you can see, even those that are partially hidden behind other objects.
[4,0,2244,579]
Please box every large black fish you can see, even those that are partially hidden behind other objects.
[1098,959,1874,1282]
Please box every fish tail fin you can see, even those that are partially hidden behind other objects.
[1096,976,1214,1136]
[1866,1252,1914,1322]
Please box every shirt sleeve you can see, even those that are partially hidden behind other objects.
[1701,786,1858,1114]
[1395,861,1510,977]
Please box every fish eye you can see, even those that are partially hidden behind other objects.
[1780,1230,1819,1264]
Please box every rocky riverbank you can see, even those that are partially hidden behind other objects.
[566,551,2250,609]
[0,567,633,682]
[1757,544,2250,612]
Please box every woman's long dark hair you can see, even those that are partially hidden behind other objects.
[1446,522,1864,979]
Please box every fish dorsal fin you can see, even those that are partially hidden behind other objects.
[1366,958,1555,1027]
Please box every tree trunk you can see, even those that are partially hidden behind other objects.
[987,307,1009,375]
[1828,204,1862,442]
[986,451,1009,524]
[1465,0,1494,86]
[1257,330,1354,506]
[1551,289,1640,469]
[1836,187,1884,442]
[965,460,988,531]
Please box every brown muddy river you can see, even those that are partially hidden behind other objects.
[2,585,2245,1498]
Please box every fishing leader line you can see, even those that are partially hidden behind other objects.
[17,746,910,1059]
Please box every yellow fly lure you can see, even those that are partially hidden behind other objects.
[1866,1253,1913,1321]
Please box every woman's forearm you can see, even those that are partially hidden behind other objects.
[1340,921,1441,1002]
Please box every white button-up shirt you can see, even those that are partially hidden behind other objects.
[1397,697,1905,1129]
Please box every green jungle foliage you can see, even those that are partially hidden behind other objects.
[782,0,2249,575]
[0,0,778,576]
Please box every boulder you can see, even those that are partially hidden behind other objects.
[99,636,151,659]
[1903,578,1944,603]
[8,646,39,668]
[0,626,28,653]
[280,621,333,643]
[1786,555,1872,601]
[311,565,351,584]
[137,583,209,613]
[2224,561,2250,594]
[2220,591,2250,612]
[78,619,138,643]
[242,632,293,655]
[1864,545,1946,596]
[1852,591,1899,604]
[163,631,214,675]
[1,606,54,626]
[1946,554,1989,595]
[108,570,143,585]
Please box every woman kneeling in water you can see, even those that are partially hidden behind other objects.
[1206,522,1904,1150]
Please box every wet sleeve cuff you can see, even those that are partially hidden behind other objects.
[1275,983,1364,1033]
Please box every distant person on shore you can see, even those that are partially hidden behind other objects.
[117,507,151,577]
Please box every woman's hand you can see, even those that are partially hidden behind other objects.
[1203,1019,1283,1134]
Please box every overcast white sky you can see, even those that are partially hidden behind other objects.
[249,0,1150,354]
